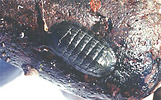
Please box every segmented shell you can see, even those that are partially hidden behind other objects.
[49,21,116,77]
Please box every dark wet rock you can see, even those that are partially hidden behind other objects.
[0,0,161,100]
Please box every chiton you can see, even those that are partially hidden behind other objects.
[48,21,116,77]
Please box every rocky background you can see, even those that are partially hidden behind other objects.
[1,0,161,100]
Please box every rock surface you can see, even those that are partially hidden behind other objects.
[1,0,161,100]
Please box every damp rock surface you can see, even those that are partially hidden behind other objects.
[0,0,161,100]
